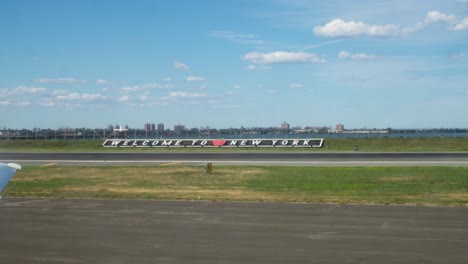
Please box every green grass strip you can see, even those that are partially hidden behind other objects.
[3,166,467,206]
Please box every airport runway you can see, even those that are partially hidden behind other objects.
[1,198,467,263]
[2,152,468,166]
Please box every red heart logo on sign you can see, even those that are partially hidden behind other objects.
[212,140,227,146]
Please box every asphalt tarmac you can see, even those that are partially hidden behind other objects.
[2,152,468,166]
[0,198,467,263]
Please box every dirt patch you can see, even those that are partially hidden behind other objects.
[379,177,413,182]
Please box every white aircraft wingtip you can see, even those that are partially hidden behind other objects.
[7,163,21,170]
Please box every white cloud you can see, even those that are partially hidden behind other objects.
[233,85,241,89]
[186,76,205,82]
[452,18,468,31]
[174,61,190,71]
[56,93,104,101]
[457,0,468,3]
[168,91,207,98]
[163,77,172,82]
[265,90,277,94]
[338,51,351,59]
[14,86,47,94]
[119,83,169,92]
[314,19,400,37]
[119,86,141,92]
[425,11,456,24]
[247,65,257,71]
[243,51,323,64]
[119,95,129,102]
[404,11,459,33]
[211,31,264,45]
[96,79,109,84]
[138,95,149,101]
[34,78,88,84]
[289,83,304,88]
[338,51,377,60]
[314,11,467,37]
[0,101,10,107]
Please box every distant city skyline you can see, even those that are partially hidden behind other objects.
[1,0,467,129]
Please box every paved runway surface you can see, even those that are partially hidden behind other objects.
[0,198,467,263]
[2,152,468,166]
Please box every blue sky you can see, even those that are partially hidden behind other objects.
[1,0,467,129]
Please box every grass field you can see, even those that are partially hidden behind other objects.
[1,137,468,152]
[3,166,468,206]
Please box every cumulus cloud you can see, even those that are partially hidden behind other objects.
[34,78,88,84]
[314,11,468,37]
[425,11,456,24]
[232,85,241,89]
[314,19,400,37]
[452,18,468,31]
[243,51,323,64]
[404,11,459,33]
[174,61,190,71]
[338,51,377,60]
[186,76,205,82]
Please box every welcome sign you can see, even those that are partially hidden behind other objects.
[103,139,324,148]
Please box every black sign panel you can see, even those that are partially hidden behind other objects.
[102,139,324,148]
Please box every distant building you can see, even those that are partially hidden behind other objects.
[113,124,128,132]
[157,123,164,132]
[336,123,344,132]
[281,121,290,130]
[144,123,156,131]
[174,124,186,132]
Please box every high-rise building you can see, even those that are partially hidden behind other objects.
[144,123,157,131]
[157,123,164,132]
[281,121,290,130]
